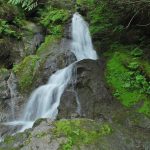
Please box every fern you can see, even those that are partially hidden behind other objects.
[8,0,38,11]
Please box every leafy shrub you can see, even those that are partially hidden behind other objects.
[88,1,115,35]
[39,7,69,37]
[0,19,22,39]
[127,62,139,70]
[40,7,69,27]
[8,0,38,11]
[131,48,143,57]
[0,19,15,35]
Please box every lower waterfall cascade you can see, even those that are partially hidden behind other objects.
[4,12,98,133]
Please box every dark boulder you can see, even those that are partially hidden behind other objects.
[59,59,113,119]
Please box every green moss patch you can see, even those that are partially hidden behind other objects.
[13,55,40,92]
[36,35,60,57]
[54,119,112,150]
[0,67,9,79]
[0,131,31,150]
[105,43,150,117]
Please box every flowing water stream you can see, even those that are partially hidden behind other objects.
[4,12,97,132]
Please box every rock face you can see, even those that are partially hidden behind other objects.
[0,69,10,122]
[0,22,43,68]
[0,118,149,150]
[35,38,76,87]
[59,59,112,119]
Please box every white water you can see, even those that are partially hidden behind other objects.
[72,12,97,60]
[7,73,18,120]
[4,12,97,132]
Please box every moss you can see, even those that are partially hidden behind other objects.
[35,132,47,138]
[105,43,150,117]
[3,135,15,145]
[54,119,112,150]
[0,67,9,79]
[13,55,40,92]
[33,118,47,128]
[36,35,60,57]
[0,130,31,150]
[139,101,150,117]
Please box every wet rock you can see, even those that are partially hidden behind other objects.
[58,90,78,119]
[35,38,76,86]
[0,68,10,121]
[59,59,112,119]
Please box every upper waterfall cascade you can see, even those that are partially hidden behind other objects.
[4,12,98,132]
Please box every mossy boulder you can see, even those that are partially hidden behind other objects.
[13,55,40,93]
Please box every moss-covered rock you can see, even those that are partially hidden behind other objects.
[36,35,60,57]
[13,55,40,92]
[0,67,9,80]
[54,119,112,149]
[0,118,149,150]
[105,43,150,117]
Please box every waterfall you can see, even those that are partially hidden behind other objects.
[4,12,97,132]
[7,73,18,120]
[72,13,97,60]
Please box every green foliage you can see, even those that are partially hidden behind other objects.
[3,135,15,144]
[0,19,21,39]
[113,25,124,33]
[40,8,69,26]
[105,43,150,117]
[0,67,9,77]
[131,48,143,57]
[76,0,94,6]
[77,0,118,35]
[54,119,112,149]
[127,62,139,70]
[0,67,9,83]
[13,55,40,92]
[39,7,69,36]
[8,0,38,11]
[89,1,114,35]
[139,101,150,117]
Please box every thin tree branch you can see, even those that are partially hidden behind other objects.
[136,23,150,27]
[126,11,139,29]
